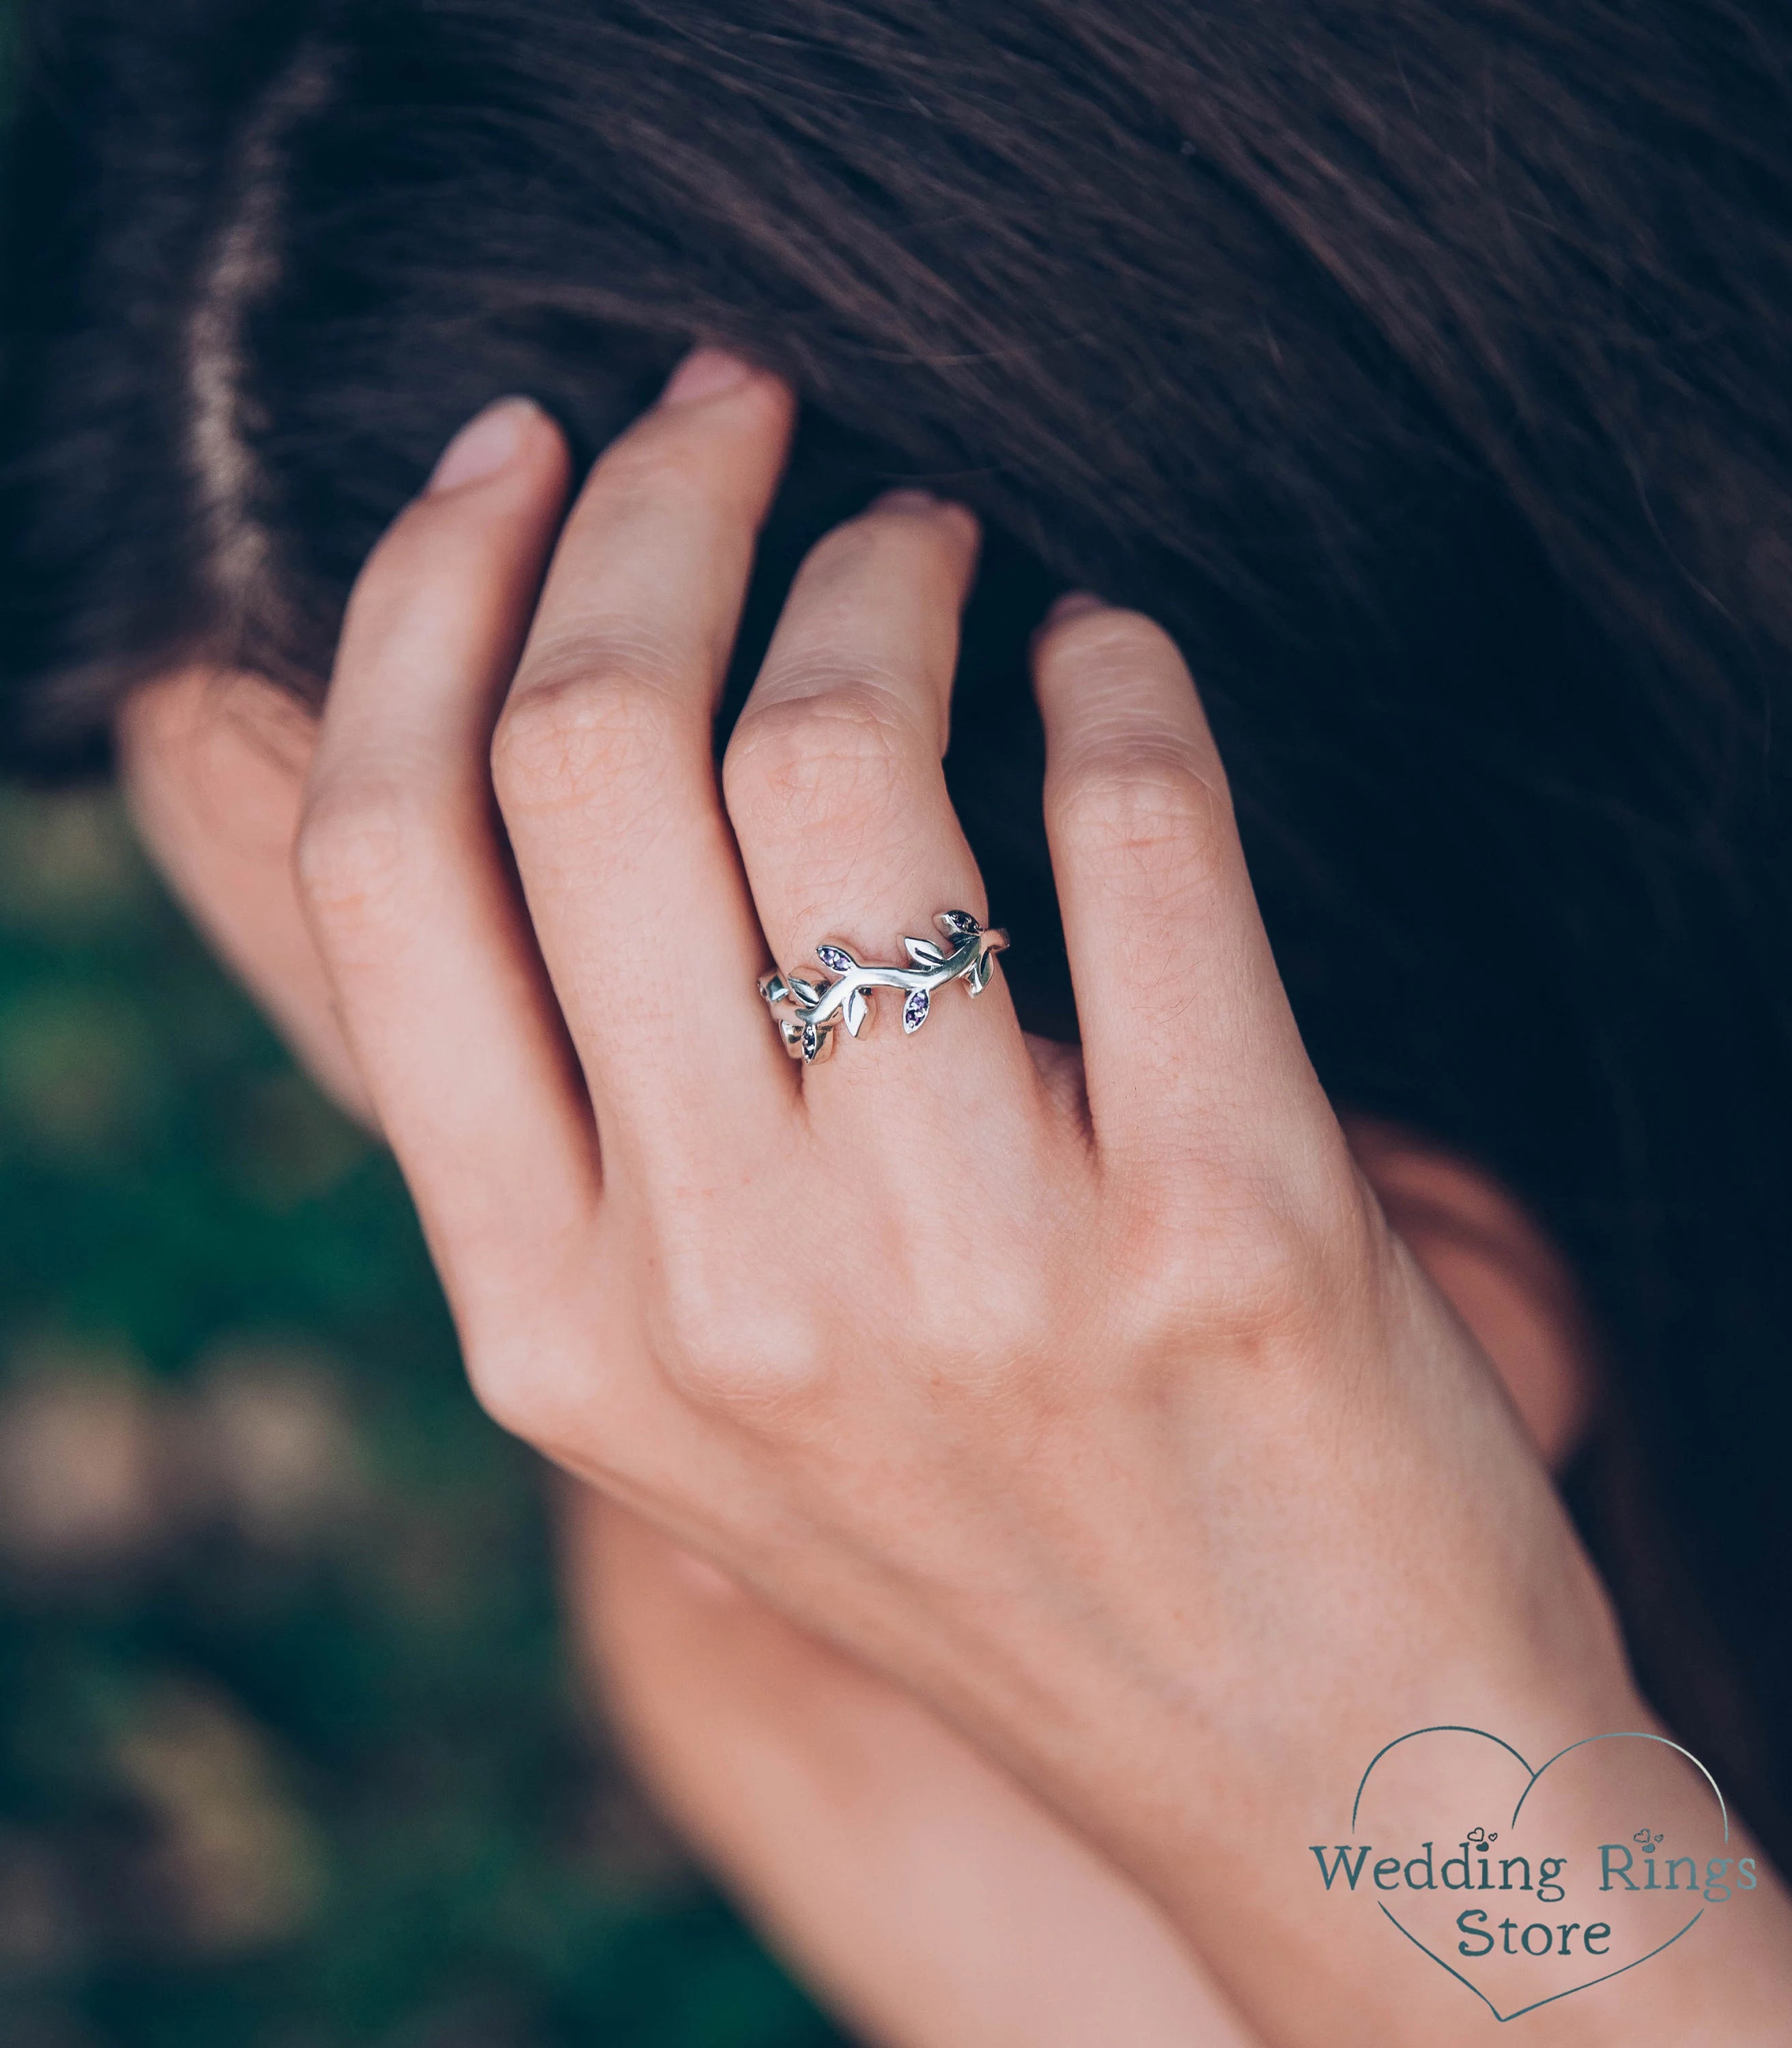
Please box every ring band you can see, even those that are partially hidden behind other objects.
[758,910,1010,1064]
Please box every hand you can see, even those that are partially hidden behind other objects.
[562,1118,1601,2048]
[569,1489,1260,2048]
[287,353,1782,2040]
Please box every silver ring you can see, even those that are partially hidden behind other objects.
[758,910,1010,1064]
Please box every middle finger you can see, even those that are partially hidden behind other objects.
[722,491,1036,1109]
[491,350,797,1176]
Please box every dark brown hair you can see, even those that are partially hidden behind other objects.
[5,0,1792,1856]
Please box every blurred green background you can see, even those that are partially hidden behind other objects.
[0,783,845,2048]
[0,12,831,2035]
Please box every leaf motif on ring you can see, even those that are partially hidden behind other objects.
[902,988,930,1034]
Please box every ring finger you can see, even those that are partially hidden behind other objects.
[722,490,1035,1110]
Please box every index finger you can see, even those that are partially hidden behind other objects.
[296,397,602,1323]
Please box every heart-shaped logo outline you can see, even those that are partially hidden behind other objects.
[1352,1726,1726,2022]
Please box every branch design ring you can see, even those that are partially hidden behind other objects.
[758,910,1010,1064]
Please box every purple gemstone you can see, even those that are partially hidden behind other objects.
[816,945,853,975]
[902,988,930,1034]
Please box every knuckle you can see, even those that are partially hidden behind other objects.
[1125,1177,1343,1362]
[651,1282,833,1418]
[1199,1216,1326,1348]
[453,1236,619,1458]
[636,1232,834,1417]
[1052,748,1234,887]
[294,778,437,933]
[460,1339,543,1444]
[492,644,686,812]
[460,1328,575,1451]
[724,681,913,839]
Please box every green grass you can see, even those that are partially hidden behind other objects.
[0,780,840,2047]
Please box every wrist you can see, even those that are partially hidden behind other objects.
[1006,1651,1787,2047]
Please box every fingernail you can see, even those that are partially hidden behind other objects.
[661,346,755,405]
[427,396,541,493]
[1044,590,1105,627]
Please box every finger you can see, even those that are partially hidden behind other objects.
[1031,598,1326,1174]
[721,490,1033,1100]
[296,397,599,1318]
[491,351,797,1174]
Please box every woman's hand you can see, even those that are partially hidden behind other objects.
[288,352,1786,2041]
[571,1488,1262,2048]
[561,1121,1598,2048]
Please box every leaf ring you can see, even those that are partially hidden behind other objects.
[758,910,1010,1064]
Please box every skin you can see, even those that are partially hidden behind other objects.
[124,661,1597,2048]
[114,354,1791,2042]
